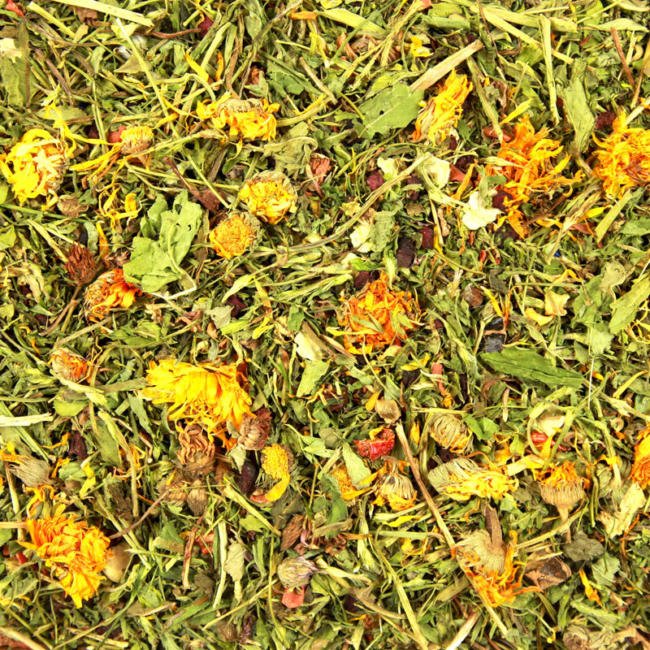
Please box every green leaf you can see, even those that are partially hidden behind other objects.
[360,83,423,136]
[123,191,202,292]
[609,276,650,334]
[342,443,371,488]
[296,360,330,397]
[559,65,595,152]
[481,348,584,389]
[591,554,620,587]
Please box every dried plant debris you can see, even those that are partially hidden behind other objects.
[0,1,649,649]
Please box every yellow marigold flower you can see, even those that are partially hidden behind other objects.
[119,126,154,155]
[143,359,252,448]
[238,172,297,224]
[427,457,517,501]
[83,269,142,322]
[537,461,585,521]
[197,94,279,141]
[485,115,577,238]
[337,273,419,355]
[426,412,473,454]
[412,70,472,145]
[592,115,650,197]
[0,128,67,204]
[209,213,259,259]
[455,531,533,607]
[374,467,417,512]
[21,509,110,607]
[49,348,89,383]
[259,444,293,503]
[630,426,650,489]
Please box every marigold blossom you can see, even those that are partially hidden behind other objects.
[209,213,258,259]
[22,510,110,607]
[238,172,297,224]
[337,273,419,355]
[83,269,142,322]
[0,128,67,204]
[143,358,252,448]
[374,466,417,511]
[630,426,650,489]
[537,461,585,521]
[259,444,293,503]
[119,125,154,155]
[412,70,472,145]
[331,464,372,501]
[197,94,279,141]
[428,457,517,501]
[49,348,89,383]
[592,115,650,197]
[486,115,576,238]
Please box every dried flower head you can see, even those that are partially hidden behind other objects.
[50,347,89,383]
[331,464,372,501]
[412,71,472,145]
[65,243,97,286]
[277,556,317,590]
[197,94,279,141]
[118,125,154,155]
[428,457,517,501]
[538,461,585,521]
[22,509,110,607]
[427,412,472,454]
[209,213,259,259]
[630,426,650,489]
[238,172,297,224]
[337,273,419,355]
[177,425,217,477]
[455,531,532,607]
[83,269,141,322]
[592,115,650,197]
[486,115,577,238]
[143,359,252,448]
[237,408,272,451]
[258,444,293,503]
[0,128,67,204]
[375,464,417,511]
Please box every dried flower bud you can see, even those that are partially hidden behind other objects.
[237,408,272,450]
[119,126,154,155]
[187,480,208,515]
[66,244,97,286]
[50,347,90,383]
[374,398,401,423]
[58,195,87,218]
[375,469,417,511]
[177,425,217,477]
[277,556,317,590]
[9,457,52,487]
[103,542,131,582]
[538,462,585,521]
[427,412,472,454]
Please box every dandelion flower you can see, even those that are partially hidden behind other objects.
[337,273,419,355]
[118,125,154,155]
[238,172,297,224]
[22,509,110,607]
[630,426,650,489]
[537,461,585,521]
[412,70,472,145]
[209,213,259,259]
[593,114,650,197]
[375,465,417,511]
[428,457,517,501]
[486,115,577,238]
[426,412,472,454]
[0,128,67,204]
[49,348,89,383]
[143,358,252,447]
[259,444,293,503]
[83,269,141,322]
[197,94,279,141]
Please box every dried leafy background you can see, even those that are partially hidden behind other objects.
[0,0,649,649]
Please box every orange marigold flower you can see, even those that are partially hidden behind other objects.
[630,426,650,489]
[412,70,472,145]
[209,213,259,259]
[537,461,585,521]
[238,172,297,224]
[338,273,419,355]
[592,115,650,197]
[142,358,252,448]
[197,94,279,141]
[486,115,577,238]
[21,509,110,607]
[49,348,89,383]
[455,531,534,607]
[0,128,67,204]
[83,269,141,322]
[374,465,417,511]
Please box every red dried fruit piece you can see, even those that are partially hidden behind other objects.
[354,428,395,461]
